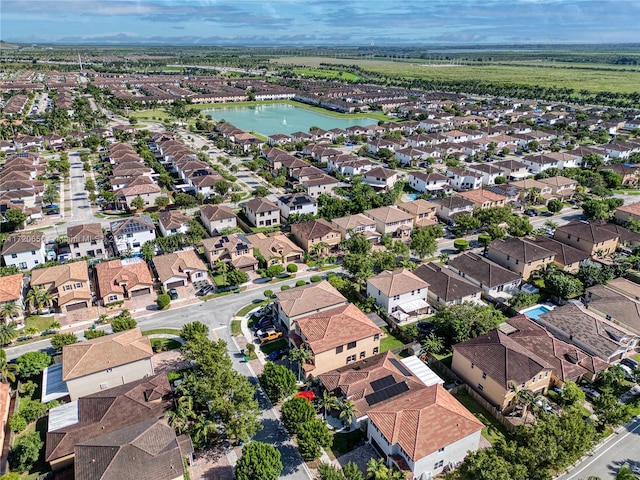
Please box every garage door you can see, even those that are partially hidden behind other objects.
[66,301,88,312]
[166,280,185,289]
[130,287,151,297]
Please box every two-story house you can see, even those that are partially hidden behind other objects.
[509,178,553,205]
[528,235,590,273]
[362,167,400,190]
[396,200,438,228]
[487,237,555,280]
[466,163,505,186]
[413,262,482,308]
[201,234,258,272]
[245,232,303,267]
[407,171,452,195]
[458,189,507,210]
[553,220,620,256]
[366,269,430,322]
[94,258,154,305]
[0,273,24,323]
[61,328,154,400]
[493,159,530,180]
[448,253,521,301]
[537,176,577,199]
[364,206,414,238]
[152,249,209,291]
[331,213,380,243]
[431,196,475,224]
[200,204,237,236]
[1,231,46,270]
[276,193,318,220]
[66,224,106,259]
[290,303,382,377]
[110,216,156,255]
[243,197,281,228]
[446,167,483,191]
[157,210,191,237]
[290,219,341,255]
[30,261,92,313]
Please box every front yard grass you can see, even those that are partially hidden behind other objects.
[454,389,510,445]
[24,315,56,333]
[150,338,182,351]
[142,328,182,336]
[230,320,242,336]
[236,300,270,318]
[328,429,367,460]
[380,326,407,353]
[260,338,287,355]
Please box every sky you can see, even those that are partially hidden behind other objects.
[1,0,639,46]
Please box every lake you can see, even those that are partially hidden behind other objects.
[203,103,377,137]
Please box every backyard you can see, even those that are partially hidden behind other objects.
[454,389,510,445]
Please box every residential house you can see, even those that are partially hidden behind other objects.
[407,171,451,195]
[614,201,640,225]
[301,173,341,199]
[243,197,280,228]
[66,223,106,259]
[446,168,483,191]
[274,280,348,332]
[448,253,521,301]
[431,196,475,224]
[364,206,414,237]
[396,200,438,228]
[598,222,640,248]
[553,220,619,256]
[458,189,507,209]
[366,386,483,480]
[509,178,554,205]
[45,374,173,472]
[95,258,154,305]
[290,219,341,254]
[199,204,237,236]
[289,303,382,377]
[201,234,258,272]
[493,159,530,180]
[157,210,191,237]
[152,249,209,290]
[534,303,638,363]
[331,213,380,243]
[117,183,162,210]
[0,273,23,323]
[598,164,639,187]
[74,418,190,480]
[30,261,92,313]
[486,237,555,280]
[367,269,430,322]
[466,163,505,186]
[537,176,577,199]
[276,193,318,220]
[585,283,640,336]
[110,216,156,255]
[245,232,303,267]
[362,167,399,190]
[61,328,154,400]
[1,231,46,270]
[413,263,481,308]
[528,236,590,273]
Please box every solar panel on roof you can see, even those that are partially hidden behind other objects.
[389,358,414,377]
[370,375,396,392]
[365,381,409,406]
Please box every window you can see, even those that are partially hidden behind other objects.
[19,262,27,269]
[336,345,343,354]
[127,233,133,238]
[532,376,536,383]
[73,243,79,248]
[471,362,474,369]
[482,372,487,379]
[374,334,380,341]
[521,382,526,388]
[11,254,17,259]
[477,384,484,391]
[106,368,112,373]
[360,351,366,359]
[108,295,118,301]
[31,250,36,255]
[438,447,445,453]
[373,347,379,355]
[75,282,82,288]
[64,285,72,291]
[392,295,400,301]
[347,341,356,350]
[515,259,519,265]
[346,355,356,364]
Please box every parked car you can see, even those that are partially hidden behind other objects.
[621,358,639,371]
[535,399,553,412]
[267,349,287,361]
[619,364,635,381]
[580,386,601,400]
[253,316,275,331]
[540,211,554,217]
[252,306,269,319]
[168,288,179,300]
[196,285,214,297]
[416,321,435,335]
[259,330,283,344]
[524,209,538,217]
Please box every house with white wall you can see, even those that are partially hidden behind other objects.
[1,232,46,270]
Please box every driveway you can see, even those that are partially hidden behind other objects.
[66,151,97,226]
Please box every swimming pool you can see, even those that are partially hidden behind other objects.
[520,304,554,320]
[405,193,420,201]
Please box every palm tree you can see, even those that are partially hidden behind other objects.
[336,399,360,429]
[319,390,337,421]
[0,301,20,325]
[0,323,18,346]
[285,345,313,381]
[310,242,329,260]
[0,349,17,383]
[25,285,53,314]
[49,321,62,331]
[615,465,639,480]
[189,415,217,449]
[24,326,39,337]
[366,458,387,480]
[514,388,542,424]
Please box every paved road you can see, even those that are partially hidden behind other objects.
[66,151,96,227]
[557,416,640,480]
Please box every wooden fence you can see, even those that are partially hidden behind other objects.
[449,383,517,434]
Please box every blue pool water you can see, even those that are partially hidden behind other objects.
[405,193,420,201]
[522,305,552,319]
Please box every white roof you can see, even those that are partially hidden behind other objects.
[47,400,79,432]
[400,355,444,387]
[397,299,430,314]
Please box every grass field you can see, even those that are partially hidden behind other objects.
[260,338,287,355]
[328,429,367,459]
[454,389,510,445]
[230,320,242,336]
[380,326,407,353]
[142,328,182,336]
[150,338,182,351]
[24,315,56,333]
[293,67,359,81]
[273,56,640,94]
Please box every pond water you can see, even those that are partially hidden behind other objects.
[203,103,377,137]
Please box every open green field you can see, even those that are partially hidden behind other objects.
[273,56,640,94]
[293,67,359,81]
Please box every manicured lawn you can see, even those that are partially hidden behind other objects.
[150,338,182,351]
[142,328,182,336]
[260,338,287,355]
[454,389,510,445]
[212,275,228,287]
[380,326,407,353]
[632,353,640,363]
[434,352,453,367]
[230,320,242,336]
[24,315,56,333]
[328,429,367,460]
[237,300,270,317]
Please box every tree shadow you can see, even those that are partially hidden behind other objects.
[608,458,640,476]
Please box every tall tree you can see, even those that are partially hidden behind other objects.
[234,441,283,480]
[0,349,18,383]
[285,345,313,381]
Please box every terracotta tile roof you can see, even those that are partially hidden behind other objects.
[365,206,413,224]
[537,175,578,187]
[30,260,89,289]
[117,183,161,197]
[458,189,506,205]
[200,204,236,222]
[296,303,381,354]
[331,213,376,231]
[246,232,303,260]
[529,235,590,267]
[67,223,104,244]
[413,262,480,302]
[396,199,436,217]
[95,258,154,299]
[62,328,152,381]
[367,386,483,461]
[368,269,429,297]
[364,166,398,179]
[46,375,172,463]
[1,231,44,255]
[585,284,640,334]
[152,249,208,283]
[448,253,520,288]
[554,220,619,245]
[275,280,347,318]
[0,273,22,303]
[74,418,185,480]
[431,196,474,210]
[488,237,554,263]
[157,210,191,231]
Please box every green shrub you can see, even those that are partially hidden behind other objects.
[9,415,27,433]
[295,280,307,287]
[84,329,106,340]
[51,333,78,352]
[18,398,47,423]
[280,285,290,291]
[266,265,284,278]
[8,431,43,473]
[478,234,491,245]
[180,321,209,342]
[287,264,298,273]
[111,310,137,332]
[16,351,51,379]
[310,275,322,283]
[454,239,469,252]
[156,294,171,310]
[263,289,273,298]
[19,381,37,399]
[0,472,21,480]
